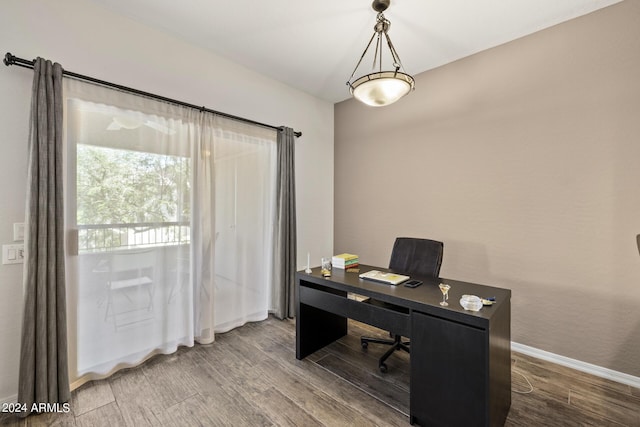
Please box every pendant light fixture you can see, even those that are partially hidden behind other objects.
[347,0,415,107]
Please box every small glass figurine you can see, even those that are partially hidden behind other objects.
[321,257,332,277]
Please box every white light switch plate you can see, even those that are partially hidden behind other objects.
[2,244,25,264]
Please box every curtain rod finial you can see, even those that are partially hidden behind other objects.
[4,52,15,67]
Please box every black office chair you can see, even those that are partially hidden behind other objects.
[361,237,444,372]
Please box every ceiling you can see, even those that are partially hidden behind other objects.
[90,0,621,104]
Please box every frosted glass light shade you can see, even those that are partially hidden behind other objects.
[350,71,415,107]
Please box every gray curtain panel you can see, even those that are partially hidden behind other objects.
[273,127,297,319]
[17,58,70,416]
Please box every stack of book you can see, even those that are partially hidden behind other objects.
[332,253,359,270]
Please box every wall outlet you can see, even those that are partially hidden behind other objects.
[2,244,25,264]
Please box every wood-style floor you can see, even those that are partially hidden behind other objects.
[1,316,638,426]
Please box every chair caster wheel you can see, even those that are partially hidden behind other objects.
[361,341,368,349]
[379,363,388,373]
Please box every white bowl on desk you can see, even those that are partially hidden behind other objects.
[460,295,483,311]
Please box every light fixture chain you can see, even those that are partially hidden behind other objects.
[347,31,378,85]
[384,32,404,71]
[373,32,381,71]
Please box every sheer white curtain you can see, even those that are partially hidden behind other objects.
[63,80,275,386]
[212,118,276,332]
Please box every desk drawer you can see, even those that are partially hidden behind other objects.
[299,285,410,337]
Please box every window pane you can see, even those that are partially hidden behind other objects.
[73,105,191,253]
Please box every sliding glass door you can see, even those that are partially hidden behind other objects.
[63,79,276,385]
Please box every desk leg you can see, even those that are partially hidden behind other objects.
[296,293,347,359]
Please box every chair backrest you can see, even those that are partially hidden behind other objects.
[109,249,155,281]
[388,237,443,278]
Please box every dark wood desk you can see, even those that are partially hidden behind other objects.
[296,265,511,426]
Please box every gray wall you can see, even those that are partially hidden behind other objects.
[335,1,640,376]
[0,0,334,403]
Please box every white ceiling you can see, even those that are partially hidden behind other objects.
[90,0,621,104]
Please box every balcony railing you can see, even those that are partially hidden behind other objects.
[77,222,190,253]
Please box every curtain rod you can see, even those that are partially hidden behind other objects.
[3,52,301,138]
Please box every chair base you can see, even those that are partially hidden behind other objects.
[361,334,410,372]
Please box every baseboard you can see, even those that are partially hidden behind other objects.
[0,394,17,406]
[512,342,640,389]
